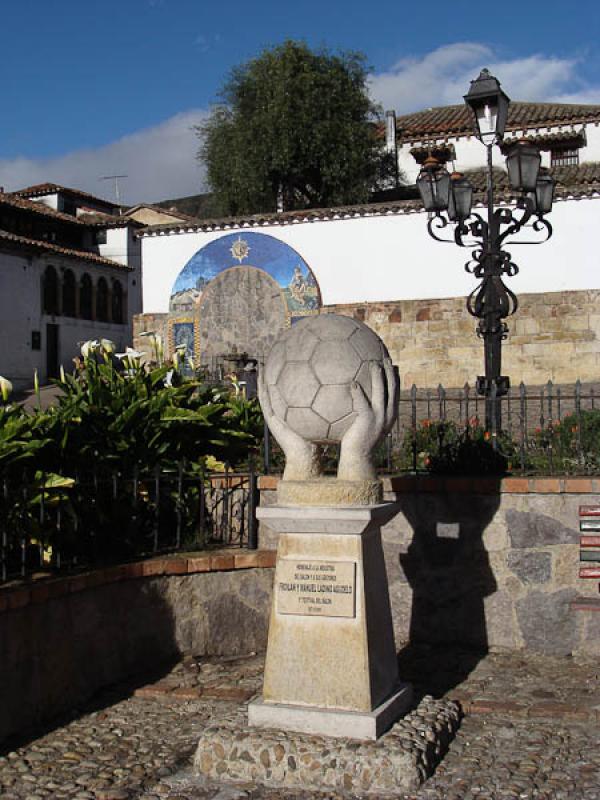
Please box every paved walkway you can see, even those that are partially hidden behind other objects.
[1,647,599,799]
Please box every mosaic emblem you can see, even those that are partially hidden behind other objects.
[230,236,250,263]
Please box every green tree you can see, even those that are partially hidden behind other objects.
[197,40,391,215]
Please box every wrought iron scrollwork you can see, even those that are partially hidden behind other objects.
[426,214,455,244]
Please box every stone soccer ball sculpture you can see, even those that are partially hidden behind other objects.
[259,314,398,483]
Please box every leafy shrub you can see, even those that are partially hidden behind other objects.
[528,409,600,474]
[0,348,263,572]
[397,417,515,476]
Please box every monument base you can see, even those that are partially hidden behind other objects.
[277,478,383,506]
[194,696,462,796]
[248,683,413,740]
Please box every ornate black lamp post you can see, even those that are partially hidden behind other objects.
[416,69,555,432]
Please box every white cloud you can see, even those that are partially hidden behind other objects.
[369,43,600,113]
[1,42,598,207]
[0,109,210,206]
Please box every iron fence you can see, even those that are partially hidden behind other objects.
[395,380,600,474]
[262,380,600,476]
[0,466,257,585]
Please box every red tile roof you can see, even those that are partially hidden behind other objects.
[501,130,586,152]
[122,203,199,222]
[0,229,132,269]
[395,101,600,143]
[77,211,143,228]
[13,183,119,208]
[0,192,90,225]
[0,193,139,228]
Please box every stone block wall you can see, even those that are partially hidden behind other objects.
[324,289,600,388]
[135,289,600,388]
[0,552,275,745]
[259,476,599,659]
[133,312,167,361]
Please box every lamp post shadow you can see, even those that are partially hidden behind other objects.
[395,483,501,700]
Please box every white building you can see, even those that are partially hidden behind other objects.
[0,185,143,391]
[134,99,600,386]
[391,100,600,182]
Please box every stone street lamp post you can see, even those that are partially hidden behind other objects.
[416,69,555,433]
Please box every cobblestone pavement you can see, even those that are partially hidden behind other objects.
[1,648,599,800]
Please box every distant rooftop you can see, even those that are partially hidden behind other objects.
[13,182,119,209]
[0,229,131,269]
[395,101,600,143]
[139,162,600,237]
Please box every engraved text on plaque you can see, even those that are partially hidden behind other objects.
[276,559,356,618]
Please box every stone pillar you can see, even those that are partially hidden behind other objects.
[248,502,411,740]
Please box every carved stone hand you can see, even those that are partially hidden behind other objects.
[338,359,399,481]
[258,367,323,481]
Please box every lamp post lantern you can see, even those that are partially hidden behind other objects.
[416,69,554,433]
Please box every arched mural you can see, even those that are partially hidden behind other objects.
[167,232,321,366]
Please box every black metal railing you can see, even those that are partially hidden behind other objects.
[262,380,600,476]
[0,465,257,585]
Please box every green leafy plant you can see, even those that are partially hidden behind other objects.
[198,40,396,215]
[0,347,264,575]
[397,417,515,475]
[529,409,600,474]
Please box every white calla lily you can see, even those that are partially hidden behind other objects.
[100,339,116,354]
[0,376,13,402]
[80,340,100,358]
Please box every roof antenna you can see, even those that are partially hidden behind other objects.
[100,174,128,209]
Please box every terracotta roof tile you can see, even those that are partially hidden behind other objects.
[396,101,600,142]
[0,193,139,228]
[501,130,586,152]
[0,192,90,225]
[77,211,143,228]
[122,204,198,222]
[13,183,119,208]
[0,229,132,269]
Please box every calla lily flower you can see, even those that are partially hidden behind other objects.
[100,339,116,354]
[0,376,13,402]
[80,340,100,358]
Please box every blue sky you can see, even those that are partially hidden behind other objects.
[1,0,598,203]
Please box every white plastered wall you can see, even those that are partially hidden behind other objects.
[0,251,136,390]
[140,195,600,315]
[397,121,600,183]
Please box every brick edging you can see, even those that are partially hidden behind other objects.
[258,475,600,494]
[452,692,595,721]
[0,549,276,616]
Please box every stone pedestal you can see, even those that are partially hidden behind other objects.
[248,503,411,739]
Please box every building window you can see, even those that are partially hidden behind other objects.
[95,229,107,245]
[62,199,77,216]
[96,277,109,322]
[112,280,124,324]
[42,265,59,315]
[551,147,579,167]
[62,269,76,317]
[80,274,93,320]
